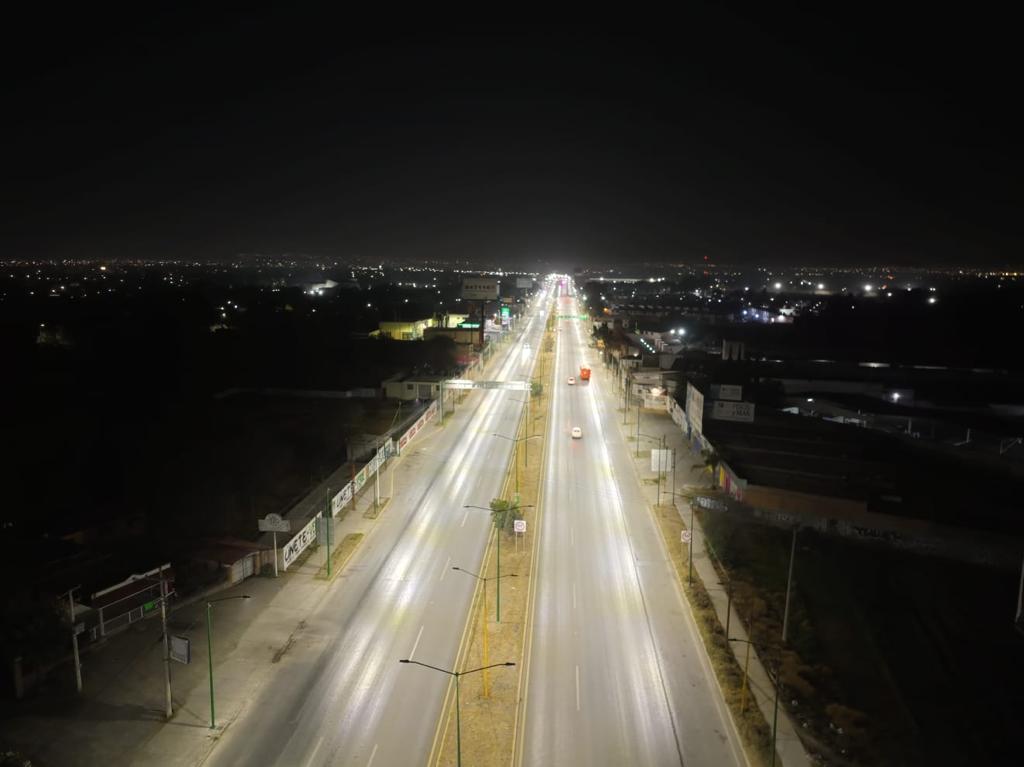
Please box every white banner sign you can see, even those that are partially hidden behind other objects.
[651,449,673,473]
[283,516,318,570]
[332,485,351,516]
[170,635,191,664]
[711,400,755,423]
[686,383,705,436]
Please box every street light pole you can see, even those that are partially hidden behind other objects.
[206,595,251,729]
[492,434,541,498]
[452,567,517,698]
[464,504,533,623]
[399,660,515,767]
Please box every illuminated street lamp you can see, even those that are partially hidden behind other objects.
[206,595,251,728]
[492,432,542,494]
[451,566,517,697]
[398,659,515,767]
[464,504,532,623]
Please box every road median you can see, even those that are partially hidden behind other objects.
[432,322,555,767]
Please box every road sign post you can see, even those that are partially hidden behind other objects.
[258,513,291,577]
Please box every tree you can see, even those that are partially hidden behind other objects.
[693,448,721,488]
[489,497,525,533]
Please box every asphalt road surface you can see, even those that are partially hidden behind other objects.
[517,279,745,766]
[206,290,551,766]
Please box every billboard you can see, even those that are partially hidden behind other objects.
[283,516,318,570]
[461,278,499,300]
[711,400,755,423]
[686,382,705,437]
[717,384,743,401]
[516,277,535,289]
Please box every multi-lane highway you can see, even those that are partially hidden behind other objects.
[206,290,551,766]
[518,279,745,766]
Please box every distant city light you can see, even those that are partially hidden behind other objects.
[773,282,782,289]
[928,296,937,304]
[817,283,824,290]
[864,284,873,292]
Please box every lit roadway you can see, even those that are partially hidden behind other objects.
[517,280,745,766]
[206,290,550,766]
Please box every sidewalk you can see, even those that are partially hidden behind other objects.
[611,400,814,767]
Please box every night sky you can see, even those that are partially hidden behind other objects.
[3,7,1021,267]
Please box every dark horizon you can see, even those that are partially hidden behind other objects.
[3,8,1021,268]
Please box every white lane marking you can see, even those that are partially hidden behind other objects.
[366,743,379,767]
[461,510,469,527]
[409,625,424,661]
[572,582,577,609]
[440,556,451,580]
[306,736,324,767]
[575,665,581,711]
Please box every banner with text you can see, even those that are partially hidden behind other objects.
[282,516,319,571]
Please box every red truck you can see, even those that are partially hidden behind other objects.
[579,366,591,382]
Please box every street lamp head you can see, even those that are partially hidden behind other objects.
[399,659,411,663]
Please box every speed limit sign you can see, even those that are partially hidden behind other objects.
[681,530,692,544]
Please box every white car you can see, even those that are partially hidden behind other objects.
[567,376,576,385]
[571,426,583,439]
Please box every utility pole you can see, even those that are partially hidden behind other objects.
[636,398,641,458]
[782,526,798,643]
[374,438,381,516]
[656,435,665,507]
[324,487,332,579]
[771,663,782,767]
[1016,551,1023,627]
[159,569,172,719]
[671,446,676,507]
[688,503,695,585]
[64,587,82,694]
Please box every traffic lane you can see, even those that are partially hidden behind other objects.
[527,307,677,765]
[524,313,576,763]
[567,316,682,765]
[285,375,542,764]
[211,401,513,766]
[208,319,544,765]
[596,374,745,767]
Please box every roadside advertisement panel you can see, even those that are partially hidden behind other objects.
[461,278,499,300]
[283,516,318,570]
[686,383,705,436]
[332,485,351,515]
[717,384,743,401]
[711,400,755,423]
